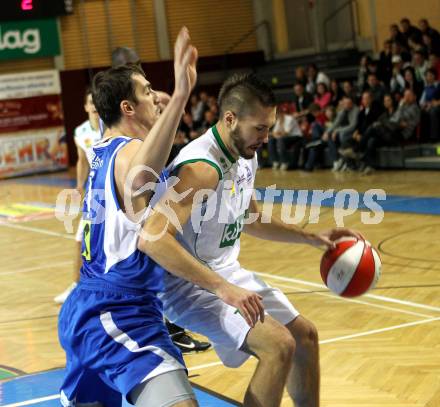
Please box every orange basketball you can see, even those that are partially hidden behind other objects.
[320,238,381,297]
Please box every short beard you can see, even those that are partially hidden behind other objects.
[230,125,254,159]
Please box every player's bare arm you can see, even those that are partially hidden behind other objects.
[244,194,362,249]
[139,162,265,327]
[75,145,89,194]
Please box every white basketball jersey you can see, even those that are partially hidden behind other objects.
[74,120,102,165]
[169,126,257,271]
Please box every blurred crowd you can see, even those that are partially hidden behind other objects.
[172,17,440,175]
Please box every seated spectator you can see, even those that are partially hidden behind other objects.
[366,73,386,105]
[423,34,440,56]
[420,68,440,141]
[418,19,440,48]
[390,55,406,94]
[301,103,325,171]
[268,104,303,170]
[292,82,314,115]
[323,96,359,171]
[358,89,421,174]
[356,54,371,92]
[324,105,336,129]
[341,80,357,105]
[190,94,205,127]
[294,66,307,87]
[180,112,201,140]
[314,82,332,110]
[400,17,422,44]
[306,64,330,95]
[330,79,343,107]
[429,53,440,79]
[408,35,427,55]
[199,110,217,134]
[389,24,407,48]
[339,90,383,165]
[413,51,429,84]
[378,40,393,84]
[392,41,412,63]
[403,66,424,101]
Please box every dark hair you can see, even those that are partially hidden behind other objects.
[218,73,276,118]
[92,63,145,128]
[426,67,437,77]
[83,86,92,105]
[400,18,410,25]
[111,47,141,68]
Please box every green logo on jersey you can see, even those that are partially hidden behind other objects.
[219,212,247,248]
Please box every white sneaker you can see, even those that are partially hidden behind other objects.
[332,159,343,172]
[272,161,280,170]
[54,282,77,304]
[280,163,289,171]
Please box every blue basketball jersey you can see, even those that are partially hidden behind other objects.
[80,136,165,293]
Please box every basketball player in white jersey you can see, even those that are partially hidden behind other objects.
[54,88,101,303]
[141,73,361,407]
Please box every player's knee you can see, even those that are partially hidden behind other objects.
[260,327,296,362]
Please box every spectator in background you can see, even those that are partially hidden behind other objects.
[418,19,440,47]
[339,90,382,165]
[324,96,359,171]
[294,66,308,87]
[190,94,205,127]
[420,68,440,141]
[358,89,420,174]
[400,18,422,44]
[390,23,407,47]
[403,66,424,101]
[180,112,200,141]
[392,41,412,63]
[306,63,330,95]
[292,82,314,114]
[408,35,427,54]
[199,109,217,134]
[378,40,393,85]
[390,55,406,94]
[423,34,440,56]
[413,51,429,84]
[324,105,337,129]
[269,103,303,170]
[429,53,440,79]
[168,129,188,164]
[314,82,332,110]
[301,103,325,171]
[341,80,357,104]
[356,54,371,92]
[330,79,343,107]
[366,73,386,105]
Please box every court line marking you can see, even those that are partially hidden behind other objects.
[0,261,73,276]
[272,281,434,318]
[0,223,76,240]
[256,271,440,313]
[2,222,439,314]
[6,316,440,407]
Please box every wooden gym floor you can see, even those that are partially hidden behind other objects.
[0,168,439,406]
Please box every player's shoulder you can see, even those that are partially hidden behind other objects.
[174,160,220,193]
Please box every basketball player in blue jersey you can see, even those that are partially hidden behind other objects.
[141,73,361,407]
[58,28,265,407]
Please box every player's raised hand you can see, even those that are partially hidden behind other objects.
[174,27,198,98]
[216,282,265,328]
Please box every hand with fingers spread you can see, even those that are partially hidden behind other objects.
[307,228,364,250]
[173,27,198,99]
[215,282,265,328]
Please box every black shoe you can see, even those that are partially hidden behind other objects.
[171,331,211,353]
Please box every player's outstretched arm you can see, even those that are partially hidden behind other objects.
[138,162,265,327]
[127,27,198,193]
[244,194,362,249]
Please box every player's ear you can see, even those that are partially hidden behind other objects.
[223,110,236,129]
[120,100,135,117]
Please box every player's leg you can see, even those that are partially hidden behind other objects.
[285,316,320,407]
[242,316,296,407]
[129,370,198,407]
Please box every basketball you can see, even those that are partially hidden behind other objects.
[320,238,381,297]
